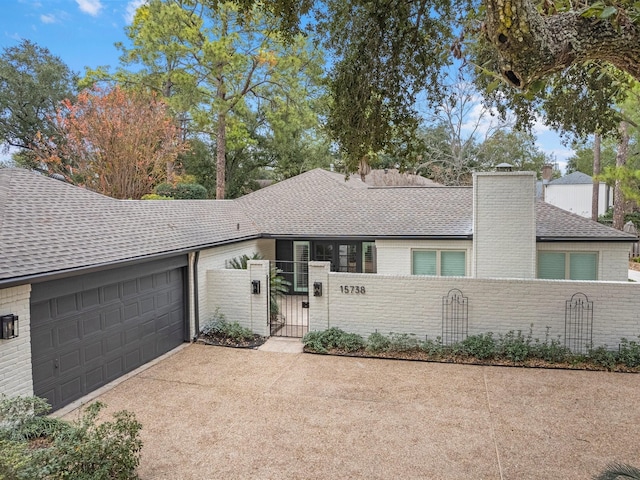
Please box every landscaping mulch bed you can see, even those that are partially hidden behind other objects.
[198,333,267,349]
[303,347,640,373]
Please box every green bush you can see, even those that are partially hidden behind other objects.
[531,329,571,363]
[498,330,533,363]
[140,193,173,200]
[200,309,255,342]
[618,337,640,367]
[459,333,496,359]
[420,337,444,356]
[302,327,364,353]
[587,346,618,371]
[388,332,420,352]
[155,182,207,199]
[0,396,142,480]
[366,331,391,353]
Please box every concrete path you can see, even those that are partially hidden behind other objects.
[62,344,640,480]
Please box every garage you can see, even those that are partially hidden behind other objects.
[30,256,188,411]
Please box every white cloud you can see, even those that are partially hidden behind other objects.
[76,0,103,17]
[40,13,56,23]
[125,0,146,24]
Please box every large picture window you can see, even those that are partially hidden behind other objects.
[538,252,598,280]
[412,250,466,277]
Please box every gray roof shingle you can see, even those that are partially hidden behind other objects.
[549,171,593,185]
[0,167,634,284]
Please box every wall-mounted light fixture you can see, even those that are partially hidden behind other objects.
[1,314,18,339]
[313,282,323,297]
[251,280,261,295]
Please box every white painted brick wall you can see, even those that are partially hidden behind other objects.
[195,239,275,336]
[310,268,640,351]
[205,260,270,337]
[474,172,536,278]
[0,284,33,398]
[376,239,473,276]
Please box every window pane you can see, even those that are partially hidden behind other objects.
[441,251,466,276]
[538,252,566,279]
[412,251,436,275]
[570,253,597,280]
[293,241,309,292]
[338,244,357,272]
[362,242,376,273]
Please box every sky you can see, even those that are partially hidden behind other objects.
[0,0,575,171]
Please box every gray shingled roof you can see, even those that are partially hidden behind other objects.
[0,167,634,284]
[0,169,260,283]
[549,171,593,185]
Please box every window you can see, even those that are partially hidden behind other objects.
[362,242,377,273]
[537,252,597,280]
[293,241,309,292]
[412,250,466,277]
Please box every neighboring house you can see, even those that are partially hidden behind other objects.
[0,167,635,410]
[543,171,613,218]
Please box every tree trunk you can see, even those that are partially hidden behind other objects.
[484,0,640,89]
[215,111,226,199]
[591,132,601,222]
[613,122,630,230]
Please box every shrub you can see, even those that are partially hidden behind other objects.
[420,337,444,356]
[155,182,207,199]
[200,309,255,342]
[618,337,640,367]
[0,396,142,480]
[531,328,571,363]
[587,346,618,371]
[497,330,533,363]
[366,331,390,353]
[459,333,496,359]
[302,328,364,353]
[388,332,420,352]
[140,193,173,200]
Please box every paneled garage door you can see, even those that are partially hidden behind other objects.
[30,256,187,411]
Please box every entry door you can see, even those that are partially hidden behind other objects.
[337,243,358,272]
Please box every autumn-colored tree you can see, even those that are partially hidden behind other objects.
[33,86,186,199]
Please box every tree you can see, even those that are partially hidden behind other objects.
[0,40,77,169]
[112,0,326,199]
[32,86,186,199]
[220,0,640,171]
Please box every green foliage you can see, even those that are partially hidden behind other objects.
[618,337,640,367]
[459,333,496,359]
[302,327,365,353]
[304,327,640,371]
[228,253,264,270]
[598,208,640,229]
[0,40,77,163]
[497,330,533,363]
[155,182,207,199]
[200,309,255,342]
[593,462,640,480]
[0,396,142,480]
[366,331,391,353]
[140,193,173,200]
[387,332,420,352]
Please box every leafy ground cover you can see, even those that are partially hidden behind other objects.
[0,396,142,480]
[198,309,266,348]
[303,327,640,373]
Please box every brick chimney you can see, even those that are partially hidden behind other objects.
[541,164,553,183]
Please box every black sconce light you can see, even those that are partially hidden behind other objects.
[1,314,18,339]
[251,280,261,294]
[313,282,323,297]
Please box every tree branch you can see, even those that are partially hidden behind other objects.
[484,0,640,88]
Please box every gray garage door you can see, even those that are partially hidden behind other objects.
[30,256,187,411]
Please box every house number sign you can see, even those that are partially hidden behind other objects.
[340,285,366,294]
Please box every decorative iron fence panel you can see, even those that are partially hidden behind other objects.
[565,293,593,354]
[442,289,468,346]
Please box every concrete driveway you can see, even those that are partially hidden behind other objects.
[62,344,640,480]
